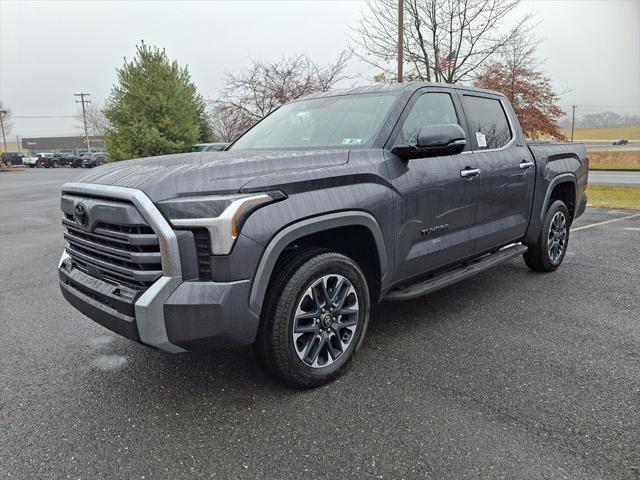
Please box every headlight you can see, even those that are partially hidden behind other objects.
[157,191,286,255]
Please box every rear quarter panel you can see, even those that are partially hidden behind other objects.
[523,142,588,243]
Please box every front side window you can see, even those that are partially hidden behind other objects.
[229,93,399,150]
[398,92,459,145]
[462,95,512,150]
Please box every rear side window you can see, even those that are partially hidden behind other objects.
[399,93,459,145]
[462,95,512,150]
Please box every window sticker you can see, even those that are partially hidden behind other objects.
[475,132,487,148]
[341,138,364,145]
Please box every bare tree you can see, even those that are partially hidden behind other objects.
[475,35,565,139]
[0,101,13,136]
[208,101,250,143]
[76,102,110,138]
[211,51,352,142]
[353,0,533,83]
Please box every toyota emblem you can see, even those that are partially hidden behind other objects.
[75,202,88,226]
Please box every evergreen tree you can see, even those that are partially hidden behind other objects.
[105,42,211,161]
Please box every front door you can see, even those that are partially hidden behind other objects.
[459,94,536,252]
[386,90,480,282]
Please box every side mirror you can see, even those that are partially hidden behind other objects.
[392,124,466,160]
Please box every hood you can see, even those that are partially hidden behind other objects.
[75,149,349,201]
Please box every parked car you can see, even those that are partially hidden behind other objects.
[23,155,39,168]
[80,152,107,168]
[191,143,229,152]
[35,152,54,168]
[46,153,76,168]
[612,139,629,145]
[58,82,588,388]
[1,152,24,166]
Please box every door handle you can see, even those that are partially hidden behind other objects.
[460,167,481,178]
[519,160,534,169]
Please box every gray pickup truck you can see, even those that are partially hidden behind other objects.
[58,83,588,387]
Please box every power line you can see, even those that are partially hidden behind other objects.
[13,115,79,119]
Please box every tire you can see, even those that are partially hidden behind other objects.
[256,247,370,388]
[523,200,570,272]
[52,161,60,169]
[4,160,11,166]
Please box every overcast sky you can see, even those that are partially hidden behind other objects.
[1,0,638,138]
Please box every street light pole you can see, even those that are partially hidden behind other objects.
[0,109,8,153]
[570,105,577,143]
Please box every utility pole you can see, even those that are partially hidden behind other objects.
[570,105,577,143]
[0,109,8,153]
[397,0,403,83]
[74,93,92,153]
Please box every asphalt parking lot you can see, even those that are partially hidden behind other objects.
[1,168,639,479]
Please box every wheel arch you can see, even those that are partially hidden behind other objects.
[249,211,388,315]
[542,174,577,222]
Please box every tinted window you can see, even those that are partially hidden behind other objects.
[462,95,512,149]
[230,93,399,150]
[398,93,459,145]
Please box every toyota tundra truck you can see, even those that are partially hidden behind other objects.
[58,83,588,388]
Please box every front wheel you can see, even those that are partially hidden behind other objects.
[256,248,370,388]
[523,200,570,272]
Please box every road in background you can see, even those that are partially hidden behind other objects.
[583,141,640,152]
[1,169,639,479]
[589,170,640,186]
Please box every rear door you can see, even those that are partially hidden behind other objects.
[460,94,536,252]
[386,88,480,282]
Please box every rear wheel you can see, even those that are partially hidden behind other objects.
[523,200,570,272]
[256,248,370,388]
[52,160,60,168]
[4,160,12,166]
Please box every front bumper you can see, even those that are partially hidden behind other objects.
[58,182,260,353]
[59,251,259,352]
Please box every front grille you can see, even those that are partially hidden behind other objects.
[62,205,163,290]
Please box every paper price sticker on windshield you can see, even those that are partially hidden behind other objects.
[475,132,487,148]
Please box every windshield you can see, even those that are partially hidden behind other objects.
[230,92,399,150]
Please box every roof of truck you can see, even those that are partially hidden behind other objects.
[299,81,504,101]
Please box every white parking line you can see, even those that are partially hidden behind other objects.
[572,213,640,232]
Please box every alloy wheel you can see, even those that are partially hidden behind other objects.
[547,211,567,263]
[292,274,360,368]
